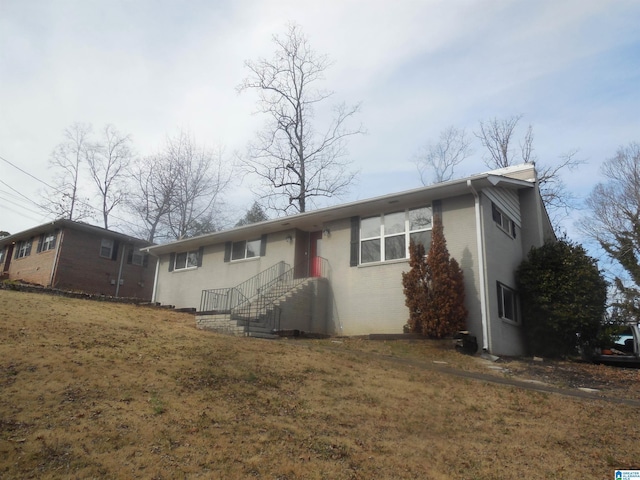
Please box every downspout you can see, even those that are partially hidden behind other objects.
[151,254,160,303]
[49,230,65,288]
[115,243,126,298]
[467,180,490,352]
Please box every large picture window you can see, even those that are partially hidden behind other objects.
[497,282,519,323]
[360,206,432,264]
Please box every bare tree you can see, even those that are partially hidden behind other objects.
[86,125,132,229]
[47,123,93,221]
[536,149,581,216]
[238,23,363,214]
[580,142,640,321]
[475,114,582,223]
[414,126,472,184]
[475,114,534,168]
[129,131,232,242]
[129,153,177,243]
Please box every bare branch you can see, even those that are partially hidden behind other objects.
[86,124,133,229]
[475,115,523,169]
[414,126,472,184]
[238,23,362,214]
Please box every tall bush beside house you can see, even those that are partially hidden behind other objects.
[516,239,607,358]
[402,216,467,338]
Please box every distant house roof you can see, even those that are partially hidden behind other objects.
[144,163,539,256]
[0,219,154,248]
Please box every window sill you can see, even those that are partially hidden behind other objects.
[358,257,409,268]
[500,316,520,327]
[496,224,516,239]
[230,256,261,264]
[172,266,198,272]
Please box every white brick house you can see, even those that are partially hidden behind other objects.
[145,164,554,356]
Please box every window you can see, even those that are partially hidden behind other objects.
[38,232,57,252]
[497,282,519,322]
[174,250,200,270]
[129,249,145,266]
[16,239,32,258]
[492,203,516,238]
[360,206,432,264]
[100,239,114,258]
[231,238,262,261]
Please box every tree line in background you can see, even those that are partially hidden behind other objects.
[43,124,231,243]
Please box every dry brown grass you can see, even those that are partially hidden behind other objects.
[1,289,639,479]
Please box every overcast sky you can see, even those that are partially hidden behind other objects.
[1,0,639,242]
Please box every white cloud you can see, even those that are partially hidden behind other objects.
[0,0,638,237]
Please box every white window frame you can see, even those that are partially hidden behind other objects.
[231,238,262,261]
[492,203,516,238]
[497,282,519,323]
[41,232,56,252]
[360,206,432,264]
[16,239,32,258]
[100,239,114,258]
[174,250,199,270]
[131,249,144,266]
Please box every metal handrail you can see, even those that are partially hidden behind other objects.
[200,261,288,312]
[231,257,329,333]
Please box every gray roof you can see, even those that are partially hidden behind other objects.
[0,219,153,248]
[144,164,537,256]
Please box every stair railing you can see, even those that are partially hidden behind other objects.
[199,261,288,313]
[232,257,329,333]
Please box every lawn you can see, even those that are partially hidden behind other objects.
[1,289,638,479]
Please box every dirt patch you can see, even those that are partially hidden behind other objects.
[497,356,640,394]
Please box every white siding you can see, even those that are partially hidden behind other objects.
[485,188,521,227]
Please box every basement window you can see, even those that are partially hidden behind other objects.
[497,282,519,323]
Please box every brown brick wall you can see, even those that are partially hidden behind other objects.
[53,229,156,299]
[5,237,56,286]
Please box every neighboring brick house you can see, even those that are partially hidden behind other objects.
[145,164,555,356]
[0,219,156,300]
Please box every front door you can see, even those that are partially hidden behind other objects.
[2,244,14,273]
[309,231,322,277]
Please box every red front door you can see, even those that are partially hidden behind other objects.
[309,231,322,277]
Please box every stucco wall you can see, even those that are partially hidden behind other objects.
[480,192,526,356]
[319,194,482,337]
[154,229,298,309]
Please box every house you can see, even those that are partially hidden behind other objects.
[0,219,156,300]
[144,164,554,356]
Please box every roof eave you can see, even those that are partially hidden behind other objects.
[144,172,535,256]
